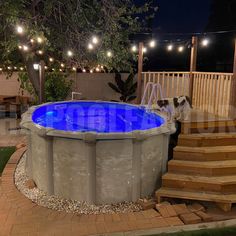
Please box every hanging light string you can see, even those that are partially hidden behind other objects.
[1,22,234,72]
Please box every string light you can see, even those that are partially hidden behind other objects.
[7,66,12,70]
[60,63,65,68]
[149,40,156,48]
[101,65,104,69]
[88,43,94,50]
[95,67,100,72]
[167,44,173,51]
[131,45,137,52]
[20,67,24,71]
[143,47,147,53]
[67,50,73,57]
[49,57,54,62]
[59,68,62,72]
[202,38,209,47]
[178,46,184,52]
[37,37,43,44]
[72,67,76,71]
[0,68,2,71]
[44,66,48,70]
[30,39,34,43]
[107,51,112,57]
[92,36,98,44]
[82,68,86,72]
[90,69,93,73]
[18,45,22,50]
[23,45,29,51]
[16,25,24,34]
[38,50,43,55]
[14,66,17,70]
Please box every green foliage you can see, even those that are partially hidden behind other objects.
[0,0,157,72]
[18,71,73,103]
[18,72,35,96]
[108,72,137,102]
[45,71,73,102]
[0,147,16,175]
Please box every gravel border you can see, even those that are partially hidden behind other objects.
[14,154,142,214]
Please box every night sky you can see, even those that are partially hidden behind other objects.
[153,0,212,33]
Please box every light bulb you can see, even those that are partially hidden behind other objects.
[178,46,184,52]
[143,47,147,53]
[72,67,76,71]
[37,37,43,44]
[149,40,156,48]
[23,45,29,51]
[107,51,112,57]
[88,43,94,50]
[131,45,137,52]
[202,38,209,47]
[167,44,173,51]
[38,50,43,55]
[92,36,98,44]
[67,50,73,57]
[16,25,24,34]
[60,63,65,68]
[90,69,93,73]
[49,57,54,62]
[82,68,86,72]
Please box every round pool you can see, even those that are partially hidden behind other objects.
[21,101,175,204]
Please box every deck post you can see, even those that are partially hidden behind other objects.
[189,36,198,101]
[137,42,144,104]
[39,60,45,104]
[229,39,236,118]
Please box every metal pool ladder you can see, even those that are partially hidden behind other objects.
[141,82,164,109]
[71,92,82,100]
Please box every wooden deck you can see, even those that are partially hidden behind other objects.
[180,109,236,134]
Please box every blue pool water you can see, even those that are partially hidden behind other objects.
[32,101,165,133]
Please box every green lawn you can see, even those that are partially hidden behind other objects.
[0,147,16,174]
[150,227,236,236]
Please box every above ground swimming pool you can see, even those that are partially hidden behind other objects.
[21,101,175,204]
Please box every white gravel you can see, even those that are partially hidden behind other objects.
[14,154,142,214]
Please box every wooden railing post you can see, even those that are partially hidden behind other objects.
[39,60,45,104]
[189,36,198,101]
[229,39,236,118]
[136,42,144,104]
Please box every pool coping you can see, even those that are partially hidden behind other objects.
[20,100,176,140]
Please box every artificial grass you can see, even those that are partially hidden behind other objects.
[0,146,16,174]
[150,227,236,236]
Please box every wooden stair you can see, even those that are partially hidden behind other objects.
[156,130,236,212]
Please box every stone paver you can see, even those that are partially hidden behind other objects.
[0,134,186,236]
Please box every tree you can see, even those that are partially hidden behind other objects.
[0,0,157,97]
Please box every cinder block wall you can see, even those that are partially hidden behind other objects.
[0,72,132,102]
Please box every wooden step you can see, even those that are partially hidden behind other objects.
[168,160,236,176]
[178,133,236,147]
[162,173,236,194]
[174,145,236,161]
[181,120,236,134]
[156,187,235,211]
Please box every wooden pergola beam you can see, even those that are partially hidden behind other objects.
[189,36,198,101]
[136,42,144,104]
[39,60,45,104]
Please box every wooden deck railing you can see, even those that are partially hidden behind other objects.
[142,71,234,118]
